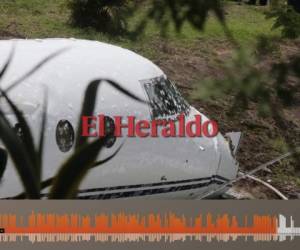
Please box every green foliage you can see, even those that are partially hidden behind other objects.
[137,1,300,168]
[271,136,289,153]
[192,50,273,116]
[68,0,130,34]
[255,35,280,57]
[0,1,279,46]
[267,4,300,38]
[192,46,300,114]
[134,0,226,36]
[50,78,147,199]
[191,45,300,168]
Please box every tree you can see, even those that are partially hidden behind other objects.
[289,0,300,12]
[68,0,130,34]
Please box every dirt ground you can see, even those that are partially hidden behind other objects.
[147,38,300,199]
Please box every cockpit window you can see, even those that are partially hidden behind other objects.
[141,76,190,119]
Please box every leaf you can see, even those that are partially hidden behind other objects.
[0,45,15,80]
[92,141,124,167]
[135,0,226,35]
[5,47,69,93]
[13,177,53,199]
[0,47,67,197]
[0,148,8,181]
[0,109,40,198]
[0,88,38,178]
[49,138,106,199]
[75,79,148,149]
[12,142,124,199]
[0,47,68,192]
[37,88,48,180]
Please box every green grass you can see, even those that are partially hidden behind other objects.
[0,0,280,54]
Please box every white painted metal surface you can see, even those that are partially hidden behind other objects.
[0,39,239,199]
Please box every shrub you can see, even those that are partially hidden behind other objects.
[68,0,130,34]
[267,3,300,39]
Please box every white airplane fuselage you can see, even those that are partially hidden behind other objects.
[0,39,238,199]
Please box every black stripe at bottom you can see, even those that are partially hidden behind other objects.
[78,179,226,200]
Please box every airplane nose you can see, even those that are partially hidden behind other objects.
[215,134,239,181]
[186,106,238,181]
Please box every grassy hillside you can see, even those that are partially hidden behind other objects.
[0,1,279,49]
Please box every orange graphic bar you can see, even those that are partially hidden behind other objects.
[0,212,278,234]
